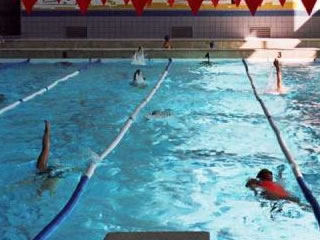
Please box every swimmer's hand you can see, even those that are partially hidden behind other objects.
[246,178,259,189]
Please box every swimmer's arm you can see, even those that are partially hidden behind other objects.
[284,195,313,212]
[245,178,259,195]
[262,191,300,204]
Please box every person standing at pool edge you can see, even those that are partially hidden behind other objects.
[163,35,172,49]
[36,120,50,173]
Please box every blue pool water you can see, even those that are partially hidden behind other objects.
[0,59,320,240]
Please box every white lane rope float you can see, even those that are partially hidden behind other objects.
[0,60,100,116]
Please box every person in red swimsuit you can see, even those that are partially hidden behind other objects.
[246,169,300,203]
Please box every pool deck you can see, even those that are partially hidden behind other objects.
[0,38,319,59]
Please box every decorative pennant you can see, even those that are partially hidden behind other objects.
[101,0,107,5]
[301,0,317,15]
[279,0,285,6]
[234,0,241,7]
[244,0,263,16]
[124,0,130,5]
[76,0,91,14]
[22,0,38,14]
[131,0,149,15]
[187,0,204,15]
[57,0,61,3]
[147,0,152,6]
[211,0,219,7]
[167,0,174,7]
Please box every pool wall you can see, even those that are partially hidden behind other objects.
[0,39,319,59]
[20,12,320,39]
[1,0,320,39]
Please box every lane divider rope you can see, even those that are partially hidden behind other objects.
[0,60,99,116]
[242,58,320,228]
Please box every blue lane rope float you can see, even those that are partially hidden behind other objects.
[0,59,99,116]
[242,59,320,228]
[33,58,173,240]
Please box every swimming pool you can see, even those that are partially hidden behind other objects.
[0,59,320,240]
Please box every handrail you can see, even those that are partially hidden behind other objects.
[242,58,320,228]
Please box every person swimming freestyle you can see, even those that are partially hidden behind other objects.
[246,169,300,203]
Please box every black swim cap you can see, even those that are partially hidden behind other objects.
[256,169,273,181]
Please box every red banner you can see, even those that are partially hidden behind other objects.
[279,0,285,6]
[244,0,263,15]
[187,0,204,15]
[167,0,174,7]
[234,0,241,7]
[22,0,38,14]
[131,0,149,15]
[211,0,219,7]
[101,0,107,5]
[301,0,317,15]
[76,0,91,14]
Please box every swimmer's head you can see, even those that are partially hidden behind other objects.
[164,35,170,41]
[256,169,273,181]
[0,94,5,102]
[151,110,160,115]
[136,69,141,74]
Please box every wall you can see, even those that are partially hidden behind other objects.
[19,0,320,39]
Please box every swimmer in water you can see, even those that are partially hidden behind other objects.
[0,94,5,103]
[145,109,173,120]
[132,46,146,65]
[36,120,58,195]
[201,52,213,66]
[60,62,73,67]
[246,169,299,203]
[36,120,72,195]
[131,69,147,88]
[37,120,50,173]
[273,57,283,94]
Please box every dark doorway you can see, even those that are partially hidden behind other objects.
[0,0,21,36]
